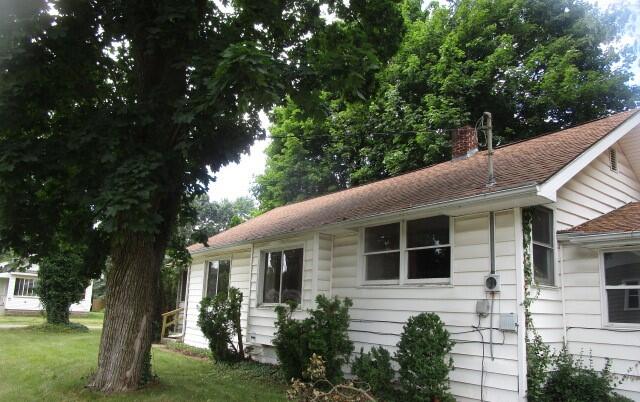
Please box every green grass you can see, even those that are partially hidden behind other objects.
[0,328,286,401]
[0,311,104,327]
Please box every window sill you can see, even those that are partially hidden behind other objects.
[533,283,559,290]
[602,323,640,330]
[359,282,453,289]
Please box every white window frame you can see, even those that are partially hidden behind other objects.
[531,206,557,287]
[258,244,305,306]
[203,256,232,299]
[13,277,37,298]
[623,279,640,311]
[599,248,640,328]
[359,216,454,286]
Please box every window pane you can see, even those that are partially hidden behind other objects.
[532,208,552,245]
[206,261,219,298]
[180,270,188,302]
[366,252,400,280]
[407,216,449,249]
[262,252,282,303]
[533,244,554,286]
[408,247,451,279]
[607,289,640,323]
[604,251,640,286]
[628,289,639,309]
[282,249,303,304]
[13,278,22,296]
[218,260,231,295]
[365,223,400,253]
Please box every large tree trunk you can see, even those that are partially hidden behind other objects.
[88,232,165,392]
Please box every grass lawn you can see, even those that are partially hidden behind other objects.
[0,311,105,327]
[0,328,286,401]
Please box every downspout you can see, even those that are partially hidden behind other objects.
[559,243,568,344]
[246,243,255,347]
[489,211,496,360]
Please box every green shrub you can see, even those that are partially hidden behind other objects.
[396,312,454,402]
[273,295,353,383]
[197,287,244,362]
[526,331,552,402]
[37,249,91,325]
[543,347,631,402]
[352,346,395,400]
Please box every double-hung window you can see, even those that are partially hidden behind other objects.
[262,248,303,304]
[532,207,555,286]
[603,251,640,325]
[14,278,37,297]
[363,216,451,284]
[205,259,231,298]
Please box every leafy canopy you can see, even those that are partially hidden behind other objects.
[254,0,639,211]
[0,0,404,258]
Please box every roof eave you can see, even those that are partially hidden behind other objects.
[538,110,640,201]
[190,182,545,257]
[557,230,640,248]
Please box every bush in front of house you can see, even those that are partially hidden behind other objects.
[540,347,633,402]
[396,312,455,402]
[198,287,244,362]
[352,346,395,400]
[273,294,353,383]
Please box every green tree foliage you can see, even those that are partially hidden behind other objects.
[198,287,245,362]
[36,245,91,325]
[273,295,354,383]
[255,0,639,210]
[0,0,403,392]
[396,313,454,402]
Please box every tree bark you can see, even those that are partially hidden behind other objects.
[88,232,164,392]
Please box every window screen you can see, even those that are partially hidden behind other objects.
[604,251,640,324]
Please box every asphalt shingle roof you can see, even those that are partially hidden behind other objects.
[189,110,639,253]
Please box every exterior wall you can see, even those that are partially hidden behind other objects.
[3,274,92,314]
[552,144,640,399]
[245,234,316,363]
[560,245,640,399]
[183,248,252,348]
[331,210,522,401]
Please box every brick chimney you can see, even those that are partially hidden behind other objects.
[452,126,478,160]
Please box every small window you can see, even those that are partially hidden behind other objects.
[406,216,451,280]
[364,223,400,281]
[262,248,303,304]
[603,251,640,324]
[205,259,231,298]
[532,207,554,286]
[13,278,37,297]
[609,148,618,172]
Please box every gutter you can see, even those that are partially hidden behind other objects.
[190,183,543,257]
[557,231,640,245]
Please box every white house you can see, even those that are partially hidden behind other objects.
[181,110,640,401]
[0,263,93,315]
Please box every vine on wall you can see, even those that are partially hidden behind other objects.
[522,207,551,402]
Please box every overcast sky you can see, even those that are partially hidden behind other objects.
[207,0,640,202]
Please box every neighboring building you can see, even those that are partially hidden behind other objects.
[182,110,640,401]
[0,263,92,315]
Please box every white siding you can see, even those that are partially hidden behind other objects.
[246,235,315,350]
[554,144,640,400]
[183,249,253,349]
[331,210,521,401]
[3,273,92,313]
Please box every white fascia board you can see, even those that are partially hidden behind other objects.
[557,231,640,248]
[538,111,640,200]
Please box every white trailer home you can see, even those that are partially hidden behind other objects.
[0,264,92,315]
[181,110,640,401]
